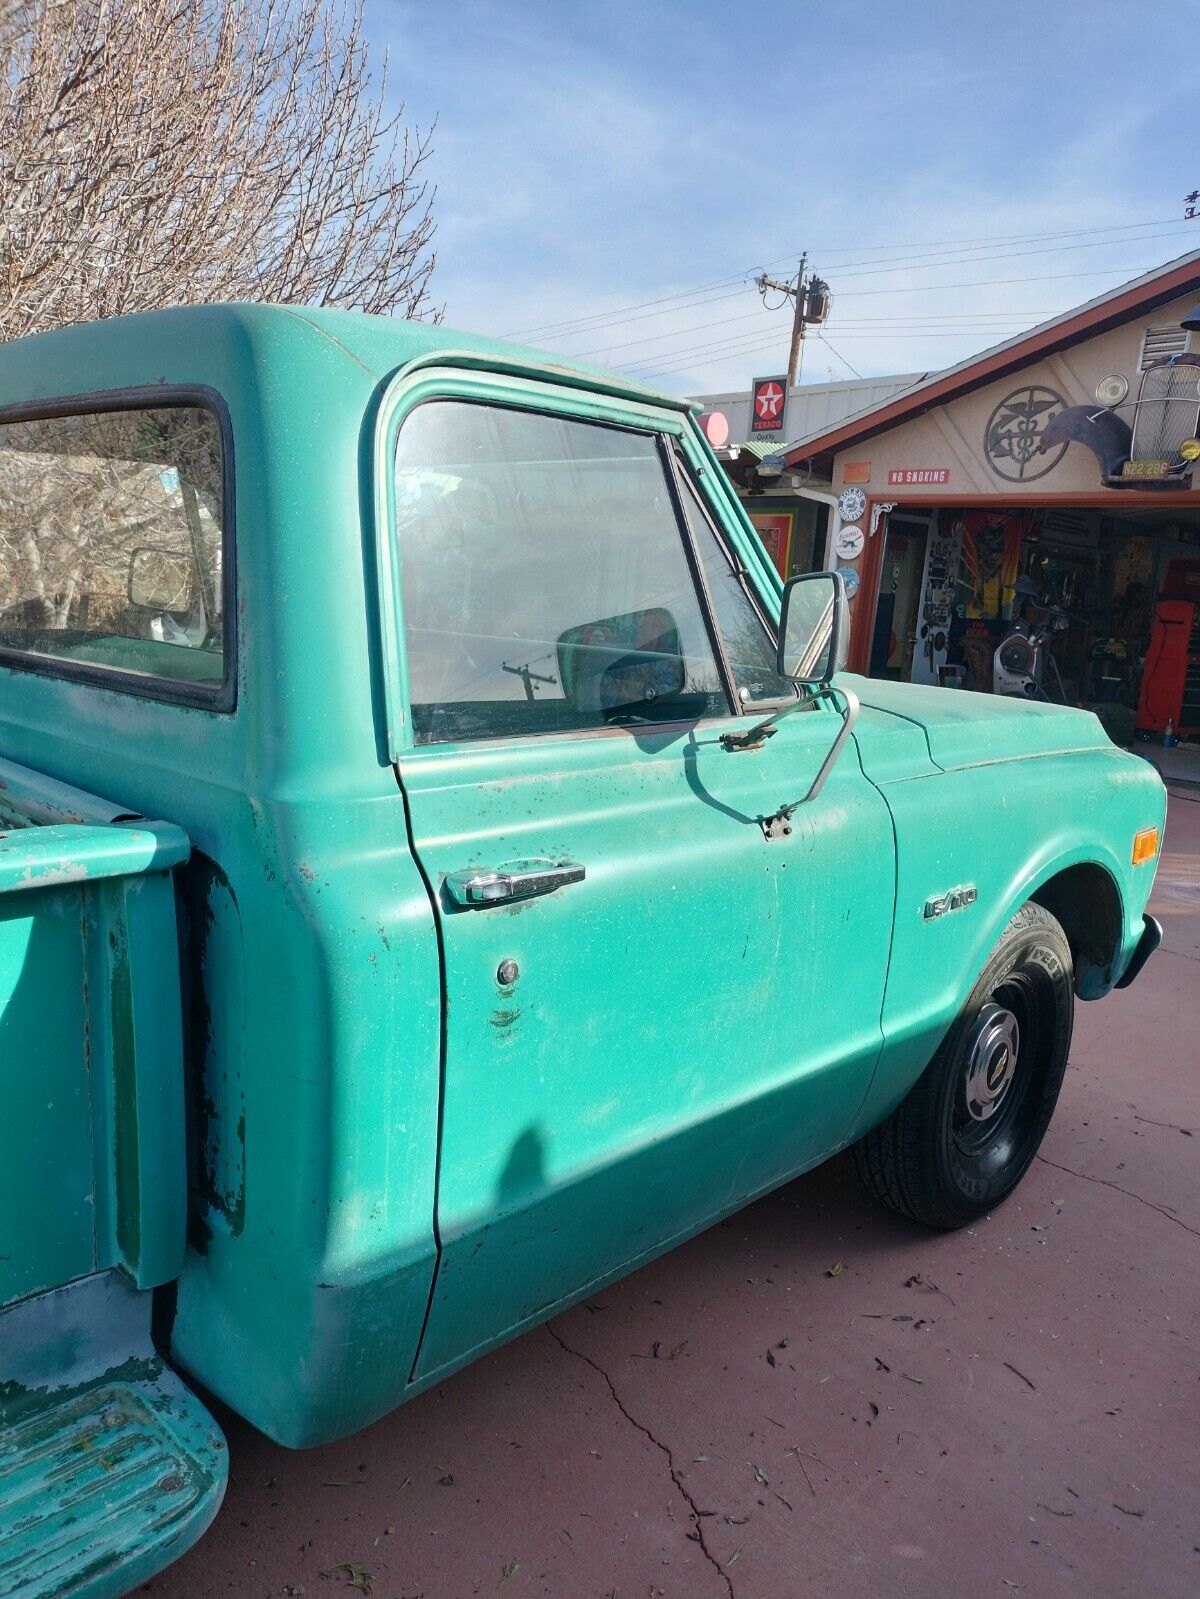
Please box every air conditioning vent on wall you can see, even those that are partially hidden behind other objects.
[1139,325,1191,369]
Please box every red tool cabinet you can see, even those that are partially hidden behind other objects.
[1137,559,1200,736]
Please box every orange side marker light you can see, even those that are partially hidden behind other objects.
[1132,828,1159,865]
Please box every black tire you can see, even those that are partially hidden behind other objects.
[852,901,1074,1229]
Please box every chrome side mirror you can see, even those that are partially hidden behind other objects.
[724,571,858,814]
[777,571,849,685]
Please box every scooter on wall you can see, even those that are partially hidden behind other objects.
[993,577,1072,702]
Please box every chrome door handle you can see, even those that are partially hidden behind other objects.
[444,858,586,908]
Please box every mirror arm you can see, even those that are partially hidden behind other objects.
[757,683,861,836]
[799,682,859,803]
[720,688,809,751]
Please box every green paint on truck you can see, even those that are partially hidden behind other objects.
[0,305,1165,1598]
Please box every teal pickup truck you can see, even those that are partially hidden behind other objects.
[0,307,1165,1598]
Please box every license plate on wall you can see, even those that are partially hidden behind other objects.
[1122,458,1170,479]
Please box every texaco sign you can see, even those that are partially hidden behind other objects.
[751,375,788,434]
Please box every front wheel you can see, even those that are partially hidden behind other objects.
[852,902,1074,1229]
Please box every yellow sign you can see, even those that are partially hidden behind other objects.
[1112,535,1153,598]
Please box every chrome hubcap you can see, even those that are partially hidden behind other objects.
[964,1003,1020,1122]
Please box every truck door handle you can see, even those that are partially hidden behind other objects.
[444,859,586,908]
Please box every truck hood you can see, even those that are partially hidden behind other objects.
[845,674,1114,773]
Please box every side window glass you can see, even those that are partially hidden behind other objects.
[675,467,798,705]
[395,402,730,745]
[0,405,225,692]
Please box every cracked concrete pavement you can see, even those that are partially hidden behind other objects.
[150,786,1199,1599]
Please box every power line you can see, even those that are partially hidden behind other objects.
[624,318,1043,379]
[821,225,1196,281]
[624,325,1029,382]
[508,228,1196,358]
[568,303,1051,361]
[815,333,862,379]
[624,340,989,387]
[557,230,1196,363]
[778,215,1190,265]
[612,269,1156,374]
[613,317,1030,373]
[530,232,1197,369]
[834,260,1184,298]
[502,215,1194,341]
[533,284,762,344]
[503,276,761,342]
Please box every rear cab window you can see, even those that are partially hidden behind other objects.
[0,398,231,705]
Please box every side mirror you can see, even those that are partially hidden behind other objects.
[129,546,193,611]
[777,571,849,685]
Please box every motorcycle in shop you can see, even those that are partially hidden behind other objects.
[993,577,1073,702]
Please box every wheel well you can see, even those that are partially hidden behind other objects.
[1030,864,1123,999]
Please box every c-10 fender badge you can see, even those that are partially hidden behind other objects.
[923,885,978,920]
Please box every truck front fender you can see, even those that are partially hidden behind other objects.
[847,748,1163,1141]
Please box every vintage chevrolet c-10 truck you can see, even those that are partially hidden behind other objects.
[0,306,1166,1598]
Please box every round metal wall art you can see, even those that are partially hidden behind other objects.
[983,385,1068,482]
[837,564,861,598]
[834,524,865,560]
[837,486,867,522]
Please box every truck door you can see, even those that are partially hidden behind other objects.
[385,383,896,1383]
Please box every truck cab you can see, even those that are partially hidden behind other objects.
[0,307,1165,1599]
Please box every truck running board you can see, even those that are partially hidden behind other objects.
[0,1274,227,1599]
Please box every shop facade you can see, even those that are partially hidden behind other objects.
[783,252,1200,746]
[690,372,921,584]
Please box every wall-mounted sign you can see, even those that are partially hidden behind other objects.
[835,524,865,560]
[887,467,951,486]
[842,460,871,485]
[837,486,867,522]
[983,386,1067,482]
[837,565,861,599]
[751,376,788,434]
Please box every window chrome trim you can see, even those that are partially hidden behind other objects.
[656,435,739,718]
[664,445,800,713]
[0,384,237,712]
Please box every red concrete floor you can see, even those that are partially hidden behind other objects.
[150,791,1200,1599]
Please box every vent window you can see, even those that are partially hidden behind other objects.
[1139,325,1191,369]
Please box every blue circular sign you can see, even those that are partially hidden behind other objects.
[837,564,861,599]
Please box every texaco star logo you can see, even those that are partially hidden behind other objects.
[755,381,784,420]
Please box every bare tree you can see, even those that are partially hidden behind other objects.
[0,0,438,340]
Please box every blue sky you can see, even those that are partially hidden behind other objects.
[368,0,1200,396]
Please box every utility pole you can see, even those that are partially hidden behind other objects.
[755,255,830,389]
[501,657,556,702]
